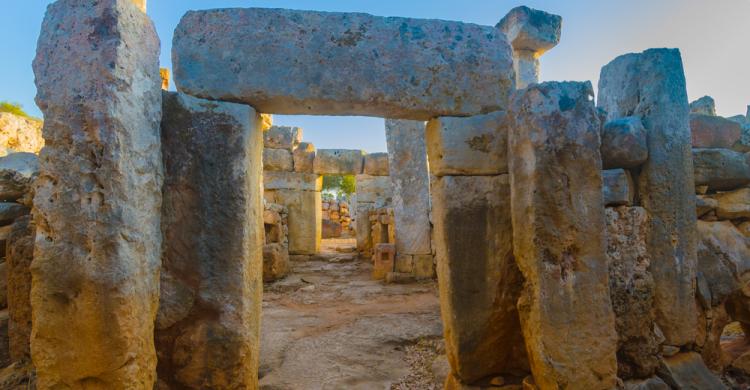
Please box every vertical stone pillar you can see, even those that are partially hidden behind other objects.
[6,215,33,362]
[158,92,263,389]
[497,6,561,89]
[427,112,528,387]
[598,48,697,347]
[508,81,617,389]
[385,119,433,278]
[32,0,163,387]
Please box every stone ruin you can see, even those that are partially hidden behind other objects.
[0,0,747,388]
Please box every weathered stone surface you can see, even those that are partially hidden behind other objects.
[606,207,660,379]
[509,81,617,389]
[363,153,389,176]
[0,310,9,368]
[0,113,43,156]
[264,171,322,192]
[263,243,290,282]
[159,91,263,389]
[0,153,38,204]
[710,187,750,219]
[497,6,562,89]
[355,203,373,254]
[386,120,432,256]
[695,195,717,217]
[355,175,393,206]
[264,125,302,150]
[601,116,648,169]
[689,96,716,116]
[0,263,5,309]
[263,147,294,171]
[432,174,528,385]
[693,148,750,191]
[426,111,508,176]
[32,0,163,387]
[690,114,742,149]
[293,142,316,173]
[598,48,697,346]
[623,377,670,390]
[313,149,365,175]
[0,203,27,226]
[322,219,342,239]
[173,8,515,120]
[272,189,321,255]
[6,216,33,362]
[656,352,726,389]
[603,169,634,207]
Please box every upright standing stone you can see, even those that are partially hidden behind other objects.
[598,48,697,346]
[497,6,562,89]
[509,82,617,389]
[432,175,528,385]
[385,120,432,258]
[32,0,163,387]
[267,190,321,255]
[6,216,33,362]
[173,8,515,120]
[158,92,263,389]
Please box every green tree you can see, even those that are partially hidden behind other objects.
[321,174,356,198]
[340,175,356,196]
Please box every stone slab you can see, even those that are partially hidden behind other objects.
[598,48,697,346]
[509,81,617,389]
[693,148,750,191]
[363,153,390,176]
[263,148,294,172]
[426,111,508,176]
[313,149,365,175]
[432,174,528,384]
[690,114,742,149]
[173,8,515,120]
[264,171,322,191]
[355,175,393,206]
[158,91,263,389]
[31,0,163,386]
[273,189,321,255]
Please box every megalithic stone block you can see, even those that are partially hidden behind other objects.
[273,189,322,255]
[598,48,697,346]
[173,8,515,120]
[385,119,432,256]
[508,81,617,389]
[432,174,528,385]
[158,91,263,389]
[31,0,163,387]
[6,215,34,362]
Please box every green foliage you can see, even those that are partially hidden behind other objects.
[322,175,343,192]
[0,101,31,118]
[340,175,356,196]
[322,174,356,198]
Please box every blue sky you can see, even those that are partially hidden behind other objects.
[3,1,749,152]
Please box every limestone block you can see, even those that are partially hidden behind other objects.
[509,81,617,389]
[695,195,717,218]
[264,126,302,150]
[426,111,508,176]
[0,203,27,226]
[32,0,163,387]
[322,219,342,239]
[6,216,33,362]
[693,148,750,191]
[690,114,742,149]
[696,221,750,307]
[710,187,750,219]
[264,171,322,191]
[159,91,263,389]
[603,168,634,207]
[263,243,290,282]
[274,190,321,255]
[386,119,432,255]
[737,123,750,152]
[363,153,389,176]
[606,207,660,379]
[599,48,697,346]
[263,148,294,171]
[689,96,716,116]
[355,175,393,205]
[372,243,395,280]
[432,174,528,384]
[293,142,316,173]
[313,149,365,175]
[0,153,38,204]
[656,353,726,389]
[0,113,44,156]
[601,116,648,169]
[173,8,515,120]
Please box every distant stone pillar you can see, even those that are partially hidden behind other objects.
[32,0,163,387]
[508,82,617,389]
[385,119,433,279]
[497,6,562,89]
[158,91,263,389]
[598,48,697,347]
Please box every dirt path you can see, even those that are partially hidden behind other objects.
[260,240,444,389]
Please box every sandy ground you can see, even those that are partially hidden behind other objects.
[259,239,445,390]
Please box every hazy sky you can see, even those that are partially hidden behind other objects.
[2,0,748,152]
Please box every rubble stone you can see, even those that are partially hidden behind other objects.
[689,96,716,116]
[693,148,750,191]
[173,8,515,119]
[263,243,290,282]
[6,216,33,362]
[0,153,38,204]
[603,169,634,207]
[601,116,648,169]
[426,111,509,176]
[656,352,726,389]
[31,0,163,386]
[690,114,742,149]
